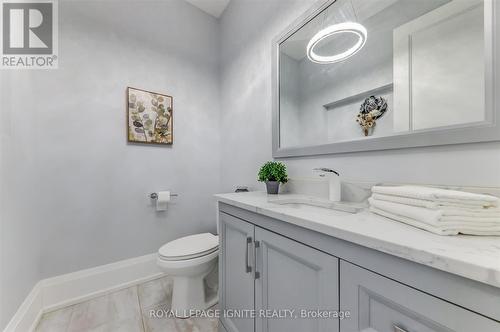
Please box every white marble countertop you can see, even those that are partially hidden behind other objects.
[215,191,500,288]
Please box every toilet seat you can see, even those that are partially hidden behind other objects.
[158,233,219,261]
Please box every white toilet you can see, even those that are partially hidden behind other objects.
[157,233,219,317]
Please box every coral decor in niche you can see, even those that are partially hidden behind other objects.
[356,95,388,136]
[127,87,173,145]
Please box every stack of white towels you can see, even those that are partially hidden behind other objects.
[368,185,500,236]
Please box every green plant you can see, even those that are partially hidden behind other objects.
[258,161,288,184]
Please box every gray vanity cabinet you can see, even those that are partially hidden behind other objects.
[218,203,500,332]
[219,212,339,332]
[340,261,499,332]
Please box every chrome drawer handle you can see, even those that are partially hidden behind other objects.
[393,325,409,332]
[245,237,252,273]
[254,241,261,279]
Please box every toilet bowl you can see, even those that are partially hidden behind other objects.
[157,233,219,317]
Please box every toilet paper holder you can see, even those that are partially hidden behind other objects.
[150,192,179,200]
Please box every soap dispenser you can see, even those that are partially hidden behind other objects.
[313,168,341,202]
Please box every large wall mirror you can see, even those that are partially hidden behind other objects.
[272,0,500,157]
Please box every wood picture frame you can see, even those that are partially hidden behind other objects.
[127,87,173,145]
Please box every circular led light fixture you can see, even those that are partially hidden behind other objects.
[307,22,367,64]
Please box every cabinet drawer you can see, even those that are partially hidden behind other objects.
[340,261,499,332]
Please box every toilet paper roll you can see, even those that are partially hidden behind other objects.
[156,191,171,211]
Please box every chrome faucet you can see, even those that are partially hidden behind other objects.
[312,168,340,176]
[313,168,341,202]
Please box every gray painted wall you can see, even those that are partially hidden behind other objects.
[219,0,500,191]
[0,0,221,327]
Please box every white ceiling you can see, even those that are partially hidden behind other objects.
[184,0,231,18]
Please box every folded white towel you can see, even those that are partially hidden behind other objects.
[368,198,500,226]
[437,221,500,229]
[370,206,457,235]
[441,216,500,223]
[370,207,500,236]
[368,197,441,224]
[372,185,499,207]
[371,193,500,217]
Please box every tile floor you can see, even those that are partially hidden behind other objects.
[35,276,218,332]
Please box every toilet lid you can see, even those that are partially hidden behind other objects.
[159,233,219,260]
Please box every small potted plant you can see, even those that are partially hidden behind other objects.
[258,161,288,194]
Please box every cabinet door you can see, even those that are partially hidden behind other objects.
[219,212,255,332]
[255,227,340,332]
[340,260,500,332]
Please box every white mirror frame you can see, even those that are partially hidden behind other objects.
[272,0,499,158]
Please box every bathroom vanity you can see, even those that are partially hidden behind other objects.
[215,0,500,330]
[215,192,500,332]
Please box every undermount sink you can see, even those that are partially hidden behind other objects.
[268,197,365,214]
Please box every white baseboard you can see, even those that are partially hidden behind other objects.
[3,282,43,332]
[3,253,162,332]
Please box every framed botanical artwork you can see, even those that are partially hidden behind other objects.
[127,87,173,145]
